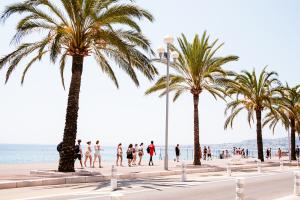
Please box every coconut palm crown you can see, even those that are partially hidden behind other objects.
[224,68,282,162]
[263,84,300,160]
[0,0,157,172]
[146,32,239,165]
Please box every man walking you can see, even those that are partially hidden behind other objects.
[148,141,156,166]
[175,144,180,162]
[74,139,83,168]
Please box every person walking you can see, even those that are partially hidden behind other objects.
[278,148,282,160]
[93,140,102,168]
[126,144,133,167]
[74,139,83,168]
[203,146,207,160]
[269,148,272,159]
[148,141,156,166]
[266,148,270,159]
[175,144,180,162]
[296,146,300,159]
[84,141,92,168]
[116,143,123,167]
[138,143,144,165]
[132,144,138,165]
[207,146,212,160]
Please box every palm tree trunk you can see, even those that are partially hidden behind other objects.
[256,109,264,162]
[58,55,84,172]
[291,117,296,160]
[193,94,201,165]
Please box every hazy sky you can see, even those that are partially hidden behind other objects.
[0,0,299,146]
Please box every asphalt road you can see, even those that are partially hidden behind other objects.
[0,170,295,200]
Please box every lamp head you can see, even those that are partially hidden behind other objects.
[164,35,174,45]
[157,46,165,59]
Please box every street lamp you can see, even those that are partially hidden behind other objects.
[155,35,179,170]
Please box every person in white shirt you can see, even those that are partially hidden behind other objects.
[138,143,144,165]
[93,140,102,168]
[84,141,92,168]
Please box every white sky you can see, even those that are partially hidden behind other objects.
[0,0,299,146]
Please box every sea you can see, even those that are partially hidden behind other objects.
[0,137,296,164]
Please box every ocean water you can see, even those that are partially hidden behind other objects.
[0,139,293,164]
[0,144,195,164]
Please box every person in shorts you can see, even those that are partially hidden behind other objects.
[207,146,212,160]
[126,144,133,167]
[74,139,83,168]
[84,141,92,168]
[148,141,156,166]
[116,143,123,166]
[138,143,144,165]
[132,144,138,165]
[175,144,180,162]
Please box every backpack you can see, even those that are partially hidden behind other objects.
[146,146,150,154]
[57,142,63,152]
[75,145,80,154]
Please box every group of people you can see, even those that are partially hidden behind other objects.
[266,148,272,159]
[115,141,156,167]
[233,147,249,158]
[202,146,212,160]
[68,140,157,168]
[73,139,103,168]
[117,141,157,167]
[57,139,104,169]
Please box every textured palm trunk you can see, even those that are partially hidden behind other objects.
[58,55,84,172]
[256,109,264,162]
[291,117,296,160]
[193,94,201,165]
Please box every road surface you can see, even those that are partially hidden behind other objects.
[0,170,295,200]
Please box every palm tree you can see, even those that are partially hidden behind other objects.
[264,84,300,160]
[145,32,238,165]
[0,0,157,172]
[224,68,281,162]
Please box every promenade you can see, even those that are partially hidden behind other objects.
[0,157,288,182]
[0,163,300,200]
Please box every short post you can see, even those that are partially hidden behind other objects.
[227,162,232,176]
[236,178,245,200]
[297,157,299,168]
[111,165,118,190]
[294,171,300,196]
[181,162,187,182]
[110,192,123,200]
[280,160,284,171]
[257,159,262,173]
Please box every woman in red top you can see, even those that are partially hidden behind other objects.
[148,141,155,166]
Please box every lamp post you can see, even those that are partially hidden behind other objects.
[156,35,179,170]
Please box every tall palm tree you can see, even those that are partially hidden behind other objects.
[264,84,300,160]
[145,32,238,165]
[0,0,157,172]
[224,68,281,162]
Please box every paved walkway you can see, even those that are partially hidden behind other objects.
[0,156,295,182]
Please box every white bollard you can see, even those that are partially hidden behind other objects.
[227,162,232,176]
[110,191,123,200]
[294,171,300,196]
[181,162,187,182]
[236,178,245,200]
[111,165,118,190]
[280,160,284,171]
[257,159,262,173]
